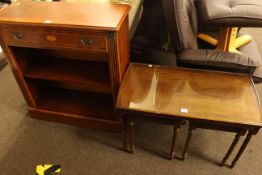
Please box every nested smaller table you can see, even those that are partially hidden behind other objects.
[116,63,262,168]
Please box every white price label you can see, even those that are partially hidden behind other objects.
[181,108,188,113]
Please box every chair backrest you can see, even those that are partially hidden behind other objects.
[162,0,198,52]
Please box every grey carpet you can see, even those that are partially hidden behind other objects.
[0,29,262,175]
[0,52,7,71]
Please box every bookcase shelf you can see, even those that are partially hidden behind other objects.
[24,57,112,94]
[35,85,115,121]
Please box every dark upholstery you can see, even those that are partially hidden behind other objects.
[131,49,177,66]
[178,33,262,70]
[178,49,258,71]
[130,0,172,65]
[199,0,262,27]
[162,0,198,52]
[162,0,262,80]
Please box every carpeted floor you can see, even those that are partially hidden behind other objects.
[0,47,7,70]
[0,29,262,175]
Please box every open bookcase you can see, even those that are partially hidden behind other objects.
[14,47,114,116]
[10,47,119,129]
[0,2,130,131]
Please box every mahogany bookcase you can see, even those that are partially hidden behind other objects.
[0,2,130,131]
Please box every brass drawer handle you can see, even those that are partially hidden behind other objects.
[80,38,93,45]
[12,32,24,40]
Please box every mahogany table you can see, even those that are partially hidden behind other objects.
[116,63,262,168]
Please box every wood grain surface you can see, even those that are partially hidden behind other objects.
[0,2,130,30]
[117,63,262,126]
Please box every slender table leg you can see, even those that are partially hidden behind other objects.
[182,124,193,161]
[122,116,128,152]
[169,122,180,160]
[231,131,253,168]
[128,120,135,153]
[220,132,242,166]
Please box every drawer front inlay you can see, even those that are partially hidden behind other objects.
[2,26,107,51]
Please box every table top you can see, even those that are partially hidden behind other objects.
[117,63,262,127]
[0,2,130,30]
[62,0,143,30]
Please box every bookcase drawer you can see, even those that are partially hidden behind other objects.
[2,26,107,51]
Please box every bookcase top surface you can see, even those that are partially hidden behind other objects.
[0,2,130,30]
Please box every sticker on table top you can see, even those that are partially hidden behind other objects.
[180,108,188,113]
[44,20,52,24]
